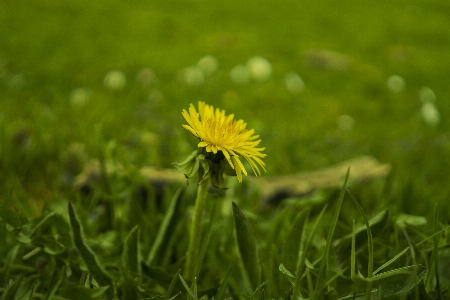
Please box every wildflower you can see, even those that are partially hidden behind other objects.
[179,66,205,86]
[337,115,354,132]
[136,68,157,87]
[180,101,266,184]
[70,88,91,108]
[284,72,305,94]
[147,89,164,104]
[418,86,436,103]
[197,55,219,75]
[421,102,440,127]
[103,70,126,90]
[386,75,405,93]
[180,102,266,281]
[247,56,272,81]
[9,74,26,89]
[230,64,250,84]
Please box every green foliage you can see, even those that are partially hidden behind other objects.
[314,169,350,296]
[146,187,183,266]
[68,202,114,293]
[233,201,262,293]
[0,171,449,299]
[1,0,450,299]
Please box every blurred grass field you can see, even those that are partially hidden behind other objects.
[2,0,450,216]
[1,1,450,299]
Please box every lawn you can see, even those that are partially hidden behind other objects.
[0,0,449,299]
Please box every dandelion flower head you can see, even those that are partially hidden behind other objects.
[182,102,266,182]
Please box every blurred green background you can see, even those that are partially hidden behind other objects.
[1,0,450,217]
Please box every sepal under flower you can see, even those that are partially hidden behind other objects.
[175,150,233,189]
[174,150,209,182]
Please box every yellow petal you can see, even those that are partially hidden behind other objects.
[220,148,234,169]
[232,156,243,182]
[182,125,198,137]
[182,110,197,131]
[233,156,247,176]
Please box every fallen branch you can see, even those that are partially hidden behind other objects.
[248,155,391,205]
[74,156,391,206]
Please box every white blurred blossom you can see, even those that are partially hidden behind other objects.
[103,70,126,90]
[305,49,349,71]
[338,115,354,132]
[386,75,405,93]
[418,86,436,103]
[230,64,250,84]
[147,89,164,104]
[284,72,305,93]
[179,66,205,86]
[136,68,157,86]
[247,56,272,81]
[70,88,91,108]
[9,74,26,89]
[197,55,219,75]
[421,102,440,127]
[140,131,160,147]
[222,90,240,107]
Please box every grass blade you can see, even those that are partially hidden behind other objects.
[279,263,295,285]
[314,168,350,294]
[44,266,66,300]
[179,274,198,300]
[28,212,56,237]
[346,190,373,278]
[433,203,442,300]
[346,190,374,300]
[400,227,419,300]
[282,208,310,274]
[292,204,327,300]
[252,280,268,300]
[216,264,234,300]
[15,274,38,300]
[165,269,181,300]
[146,187,183,265]
[351,219,356,280]
[373,247,409,275]
[232,201,261,291]
[333,209,389,258]
[141,264,175,288]
[0,206,28,230]
[0,244,19,287]
[122,225,141,274]
[374,225,450,276]
[2,276,23,300]
[118,263,140,300]
[194,204,216,278]
[68,202,114,297]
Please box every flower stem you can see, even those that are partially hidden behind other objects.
[184,169,209,281]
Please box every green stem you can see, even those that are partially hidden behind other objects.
[184,169,209,281]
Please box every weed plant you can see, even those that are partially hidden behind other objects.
[1,0,450,299]
[0,167,449,299]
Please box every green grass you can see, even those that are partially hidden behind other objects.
[1,0,450,299]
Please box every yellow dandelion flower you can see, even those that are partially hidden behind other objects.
[182,101,266,182]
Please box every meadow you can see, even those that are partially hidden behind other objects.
[0,0,449,299]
